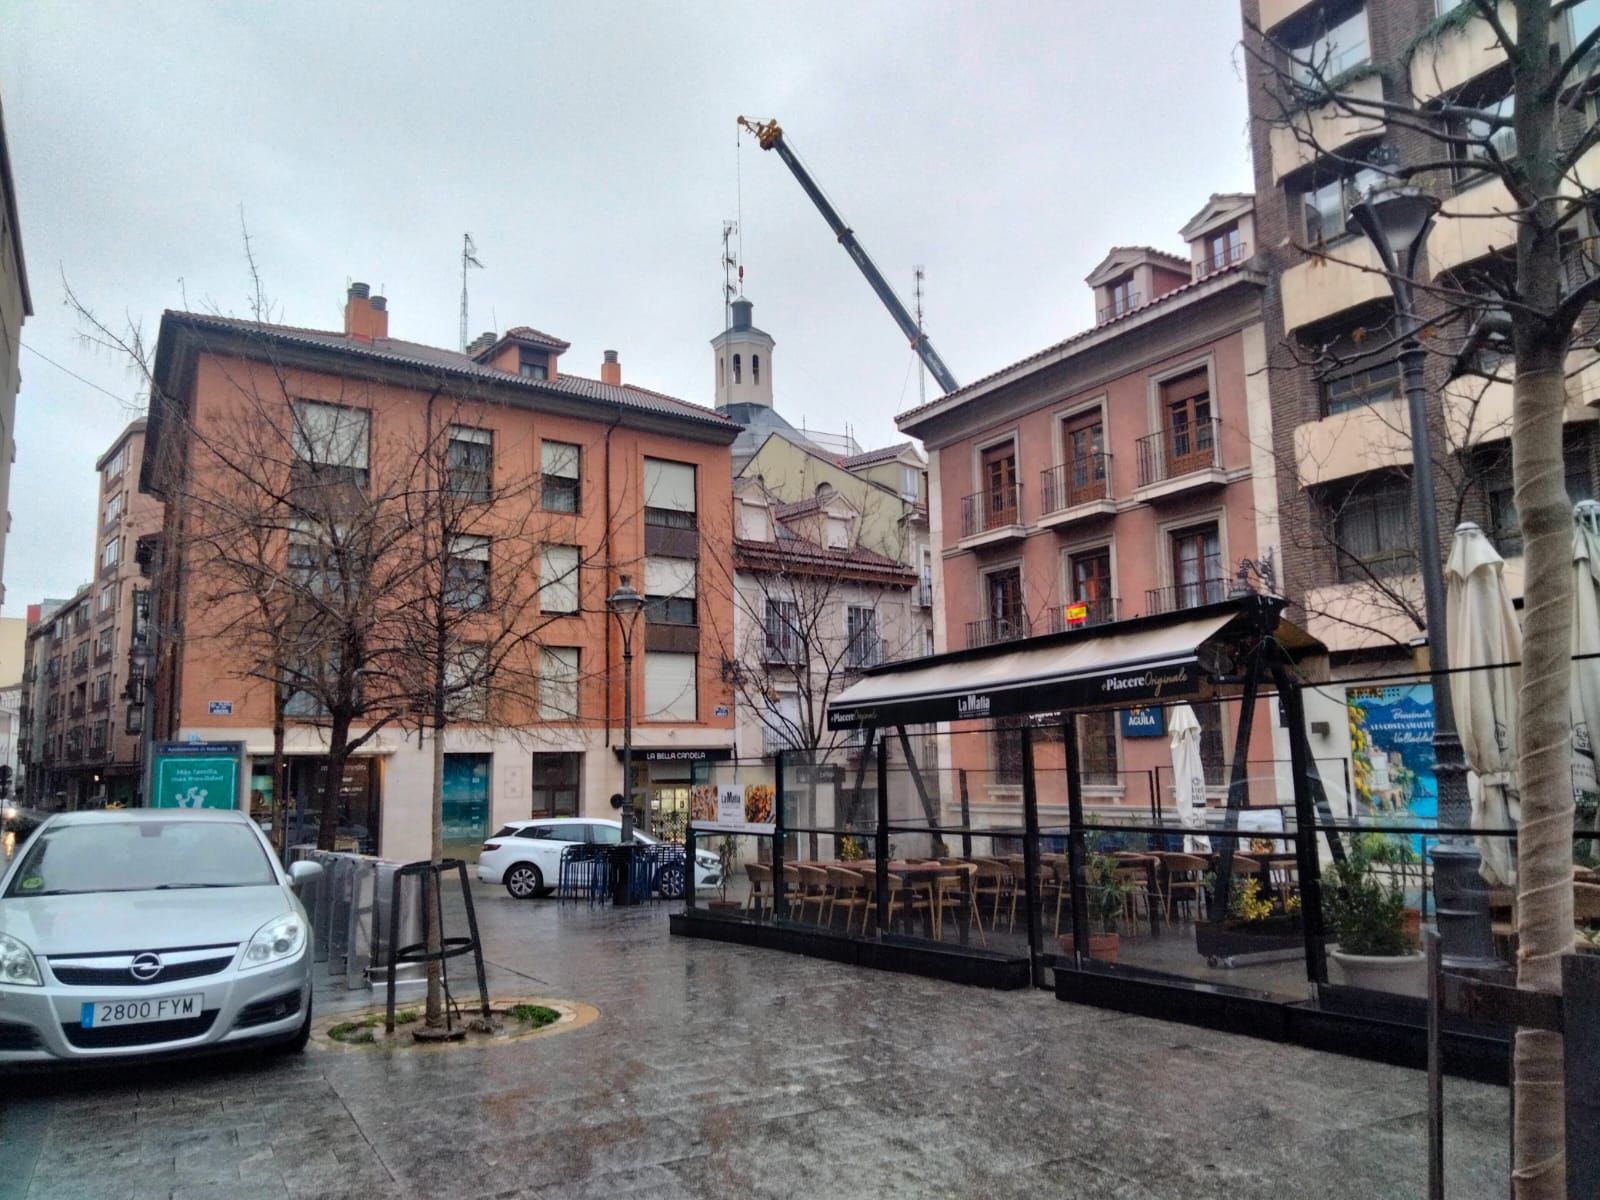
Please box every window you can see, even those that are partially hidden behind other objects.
[644,556,697,626]
[981,442,1018,527]
[447,535,491,610]
[993,716,1026,787]
[531,753,581,818]
[445,645,489,719]
[588,823,623,845]
[446,427,492,501]
[97,585,115,615]
[96,627,115,658]
[924,628,936,657]
[103,443,129,482]
[1107,276,1137,319]
[1456,90,1517,175]
[1312,309,1400,415]
[1161,371,1216,475]
[1056,410,1108,507]
[103,491,123,527]
[1171,524,1226,607]
[985,566,1024,637]
[518,350,548,380]
[752,354,760,384]
[93,674,111,705]
[1068,547,1115,626]
[1298,155,1385,245]
[764,599,803,664]
[539,544,580,614]
[288,524,347,597]
[1077,712,1120,786]
[539,647,579,721]
[1573,0,1600,61]
[901,465,919,501]
[101,539,120,570]
[644,652,697,721]
[733,354,742,384]
[846,606,880,668]
[291,400,370,486]
[1288,5,1371,86]
[643,458,697,529]
[1484,441,1595,557]
[1193,700,1228,787]
[541,441,580,513]
[1202,225,1244,275]
[1329,476,1416,581]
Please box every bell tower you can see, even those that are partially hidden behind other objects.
[711,297,776,412]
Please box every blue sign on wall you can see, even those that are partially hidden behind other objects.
[1121,706,1165,738]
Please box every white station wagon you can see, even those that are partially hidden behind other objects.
[476,817,721,898]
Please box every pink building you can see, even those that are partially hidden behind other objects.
[897,194,1284,814]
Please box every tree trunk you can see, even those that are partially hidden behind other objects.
[1511,346,1575,1198]
[424,720,446,1028]
[316,711,352,851]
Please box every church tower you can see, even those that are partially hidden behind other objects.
[711,297,775,413]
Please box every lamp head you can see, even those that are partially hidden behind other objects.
[1347,183,1440,277]
[607,575,645,618]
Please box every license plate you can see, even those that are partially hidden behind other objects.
[80,994,202,1028]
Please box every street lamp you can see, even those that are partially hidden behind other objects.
[1347,183,1498,969]
[607,575,646,905]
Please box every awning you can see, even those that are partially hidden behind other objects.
[827,601,1315,730]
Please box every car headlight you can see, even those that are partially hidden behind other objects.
[695,852,720,869]
[0,931,42,986]
[242,915,306,969]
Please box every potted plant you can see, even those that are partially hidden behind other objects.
[1325,850,1426,996]
[1193,863,1317,964]
[1057,854,1129,963]
[1353,831,1423,948]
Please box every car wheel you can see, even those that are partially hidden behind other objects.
[279,997,312,1055]
[655,863,687,899]
[505,863,543,899]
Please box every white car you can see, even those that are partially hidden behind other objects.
[0,809,322,1066]
[477,817,721,899]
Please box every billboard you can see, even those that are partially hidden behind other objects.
[1347,685,1437,826]
[149,741,246,811]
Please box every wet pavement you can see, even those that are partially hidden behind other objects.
[0,880,1508,1199]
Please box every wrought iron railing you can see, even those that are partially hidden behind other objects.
[965,613,1032,650]
[1197,240,1247,278]
[1040,453,1112,514]
[1048,596,1118,631]
[960,482,1022,537]
[1097,291,1142,323]
[1144,577,1229,614]
[1136,417,1222,488]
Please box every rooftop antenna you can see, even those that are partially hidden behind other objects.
[722,220,740,328]
[913,266,928,408]
[459,233,484,352]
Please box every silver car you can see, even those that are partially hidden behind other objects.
[0,809,322,1065]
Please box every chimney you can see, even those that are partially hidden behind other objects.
[344,281,389,342]
[466,330,497,358]
[600,349,621,386]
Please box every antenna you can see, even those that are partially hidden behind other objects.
[722,221,739,328]
[913,266,928,408]
[459,233,484,352]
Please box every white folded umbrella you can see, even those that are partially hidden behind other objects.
[1168,704,1211,853]
[1444,521,1522,887]
[1572,501,1600,812]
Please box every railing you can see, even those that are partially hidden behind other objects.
[68,702,85,718]
[965,613,1032,650]
[1145,576,1229,614]
[1097,291,1142,323]
[95,649,112,665]
[91,696,109,713]
[1135,417,1222,488]
[71,658,89,677]
[763,640,805,667]
[1197,241,1247,278]
[1040,453,1112,514]
[917,574,933,608]
[1047,596,1118,631]
[960,482,1021,537]
[845,639,884,670]
[762,725,799,755]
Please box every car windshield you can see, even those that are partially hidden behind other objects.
[3,819,277,897]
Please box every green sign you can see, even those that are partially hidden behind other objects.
[151,742,243,810]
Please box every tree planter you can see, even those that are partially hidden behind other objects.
[1057,933,1120,964]
[1400,907,1422,950]
[1194,915,1315,965]
[1329,949,1427,998]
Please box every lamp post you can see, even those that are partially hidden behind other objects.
[607,575,646,906]
[1347,184,1498,968]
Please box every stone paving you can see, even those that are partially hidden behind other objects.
[0,880,1509,1199]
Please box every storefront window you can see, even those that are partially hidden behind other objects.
[531,752,580,818]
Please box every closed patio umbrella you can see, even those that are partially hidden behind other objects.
[1169,704,1211,853]
[1444,521,1521,887]
[1572,501,1600,812]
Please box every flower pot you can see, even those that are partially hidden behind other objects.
[1401,907,1422,950]
[1330,948,1428,998]
[1057,932,1120,964]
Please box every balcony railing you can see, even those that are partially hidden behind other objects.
[1196,241,1248,278]
[1097,292,1142,323]
[1135,417,1223,488]
[960,483,1021,538]
[1047,596,1118,632]
[1145,576,1229,615]
[763,639,805,667]
[845,638,884,670]
[917,573,933,608]
[1040,454,1112,514]
[71,659,89,677]
[762,725,800,755]
[965,613,1031,650]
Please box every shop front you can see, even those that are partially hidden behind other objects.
[617,747,732,843]
[249,754,383,854]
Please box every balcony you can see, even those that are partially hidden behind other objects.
[91,696,109,713]
[1280,235,1390,331]
[1293,399,1412,488]
[1409,1,1513,102]
[917,574,933,608]
[1268,73,1385,183]
[763,639,805,668]
[762,725,799,756]
[68,702,85,718]
[959,483,1024,547]
[965,613,1031,650]
[1195,240,1249,279]
[845,639,884,671]
[1133,419,1227,501]
[1047,596,1118,632]
[1145,577,1230,616]
[1039,455,1115,528]
[1096,292,1141,324]
[71,659,89,678]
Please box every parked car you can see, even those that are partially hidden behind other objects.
[477,817,721,899]
[0,809,322,1066]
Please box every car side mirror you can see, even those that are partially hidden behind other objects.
[288,860,323,889]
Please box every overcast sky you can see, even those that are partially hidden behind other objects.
[0,1,1251,616]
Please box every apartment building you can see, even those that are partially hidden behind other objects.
[141,284,740,861]
[0,94,32,606]
[17,422,162,806]
[897,196,1281,816]
[1240,0,1600,759]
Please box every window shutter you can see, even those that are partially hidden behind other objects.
[644,556,696,598]
[540,545,580,613]
[542,441,580,479]
[644,652,697,721]
[643,459,696,512]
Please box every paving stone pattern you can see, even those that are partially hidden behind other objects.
[0,881,1508,1199]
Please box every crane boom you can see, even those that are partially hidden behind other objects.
[738,117,960,396]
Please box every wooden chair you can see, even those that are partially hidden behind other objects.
[1162,853,1210,921]
[745,862,772,917]
[972,859,1016,933]
[826,867,870,934]
[1115,865,1154,935]
[794,864,832,925]
[1052,858,1076,937]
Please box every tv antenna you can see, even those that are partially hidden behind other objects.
[459,233,484,352]
[722,220,742,328]
[913,266,928,408]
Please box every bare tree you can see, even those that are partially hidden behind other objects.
[1244,4,1600,1187]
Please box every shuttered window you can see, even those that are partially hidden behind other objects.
[540,545,580,614]
[644,652,697,721]
[643,459,696,529]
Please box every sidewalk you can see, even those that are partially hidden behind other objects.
[0,881,1508,1199]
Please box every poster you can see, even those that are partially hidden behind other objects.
[1347,684,1437,826]
[150,742,244,811]
[688,783,776,834]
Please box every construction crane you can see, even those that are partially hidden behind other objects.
[737,117,960,396]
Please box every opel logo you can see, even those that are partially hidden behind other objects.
[129,952,163,982]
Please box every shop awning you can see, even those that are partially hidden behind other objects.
[828,600,1319,730]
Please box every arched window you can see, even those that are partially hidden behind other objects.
[752,354,761,384]
[733,354,742,384]
[719,356,724,385]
